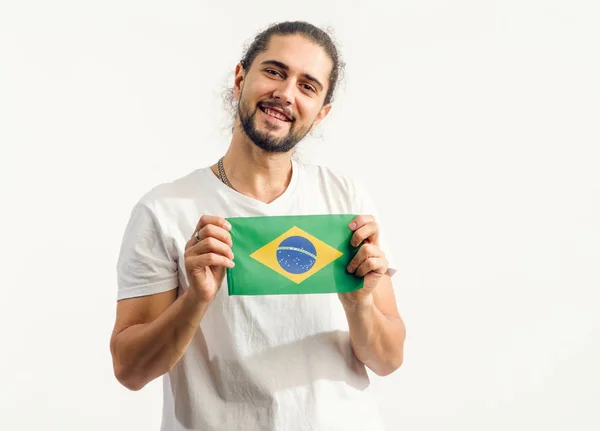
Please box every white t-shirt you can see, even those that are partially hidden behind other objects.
[116,159,397,431]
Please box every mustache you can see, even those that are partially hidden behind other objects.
[257,101,295,121]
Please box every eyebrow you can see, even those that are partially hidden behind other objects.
[260,60,324,92]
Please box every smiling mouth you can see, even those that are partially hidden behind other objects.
[258,105,293,122]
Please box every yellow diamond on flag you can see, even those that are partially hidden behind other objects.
[250,226,343,284]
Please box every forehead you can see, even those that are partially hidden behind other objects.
[254,34,333,86]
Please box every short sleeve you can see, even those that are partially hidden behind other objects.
[349,179,398,278]
[116,203,179,301]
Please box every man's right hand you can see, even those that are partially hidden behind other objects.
[184,215,235,304]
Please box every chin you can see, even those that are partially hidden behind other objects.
[259,119,289,133]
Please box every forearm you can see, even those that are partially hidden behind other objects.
[111,289,210,390]
[341,294,406,376]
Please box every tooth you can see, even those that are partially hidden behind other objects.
[266,108,286,121]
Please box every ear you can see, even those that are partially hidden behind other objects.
[310,104,333,132]
[233,63,245,101]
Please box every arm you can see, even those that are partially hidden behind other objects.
[339,274,405,376]
[339,215,406,376]
[109,288,211,391]
[110,215,234,391]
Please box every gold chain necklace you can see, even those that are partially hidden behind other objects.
[217,157,232,188]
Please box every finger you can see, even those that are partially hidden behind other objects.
[196,224,233,247]
[355,256,388,277]
[192,215,231,237]
[186,237,234,260]
[348,214,375,231]
[350,221,379,247]
[346,243,382,273]
[188,218,232,249]
[185,252,235,269]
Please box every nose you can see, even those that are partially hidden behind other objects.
[272,79,295,106]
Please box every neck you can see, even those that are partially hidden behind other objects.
[211,128,294,204]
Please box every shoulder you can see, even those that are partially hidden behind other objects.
[295,159,380,216]
[124,167,210,234]
[295,159,364,198]
[136,167,207,210]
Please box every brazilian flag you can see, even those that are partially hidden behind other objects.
[226,214,364,295]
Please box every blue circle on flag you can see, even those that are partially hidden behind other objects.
[277,236,317,274]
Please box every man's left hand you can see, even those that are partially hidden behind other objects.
[339,215,389,307]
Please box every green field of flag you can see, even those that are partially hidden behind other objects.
[226,214,364,296]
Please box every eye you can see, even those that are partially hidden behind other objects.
[301,83,316,93]
[265,69,283,78]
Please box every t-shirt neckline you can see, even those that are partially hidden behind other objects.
[202,158,300,212]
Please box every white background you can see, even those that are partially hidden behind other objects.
[1,1,599,430]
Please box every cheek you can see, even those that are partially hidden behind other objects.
[246,78,276,99]
[297,103,322,124]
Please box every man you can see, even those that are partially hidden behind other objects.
[111,21,406,431]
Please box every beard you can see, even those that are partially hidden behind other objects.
[237,94,314,153]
